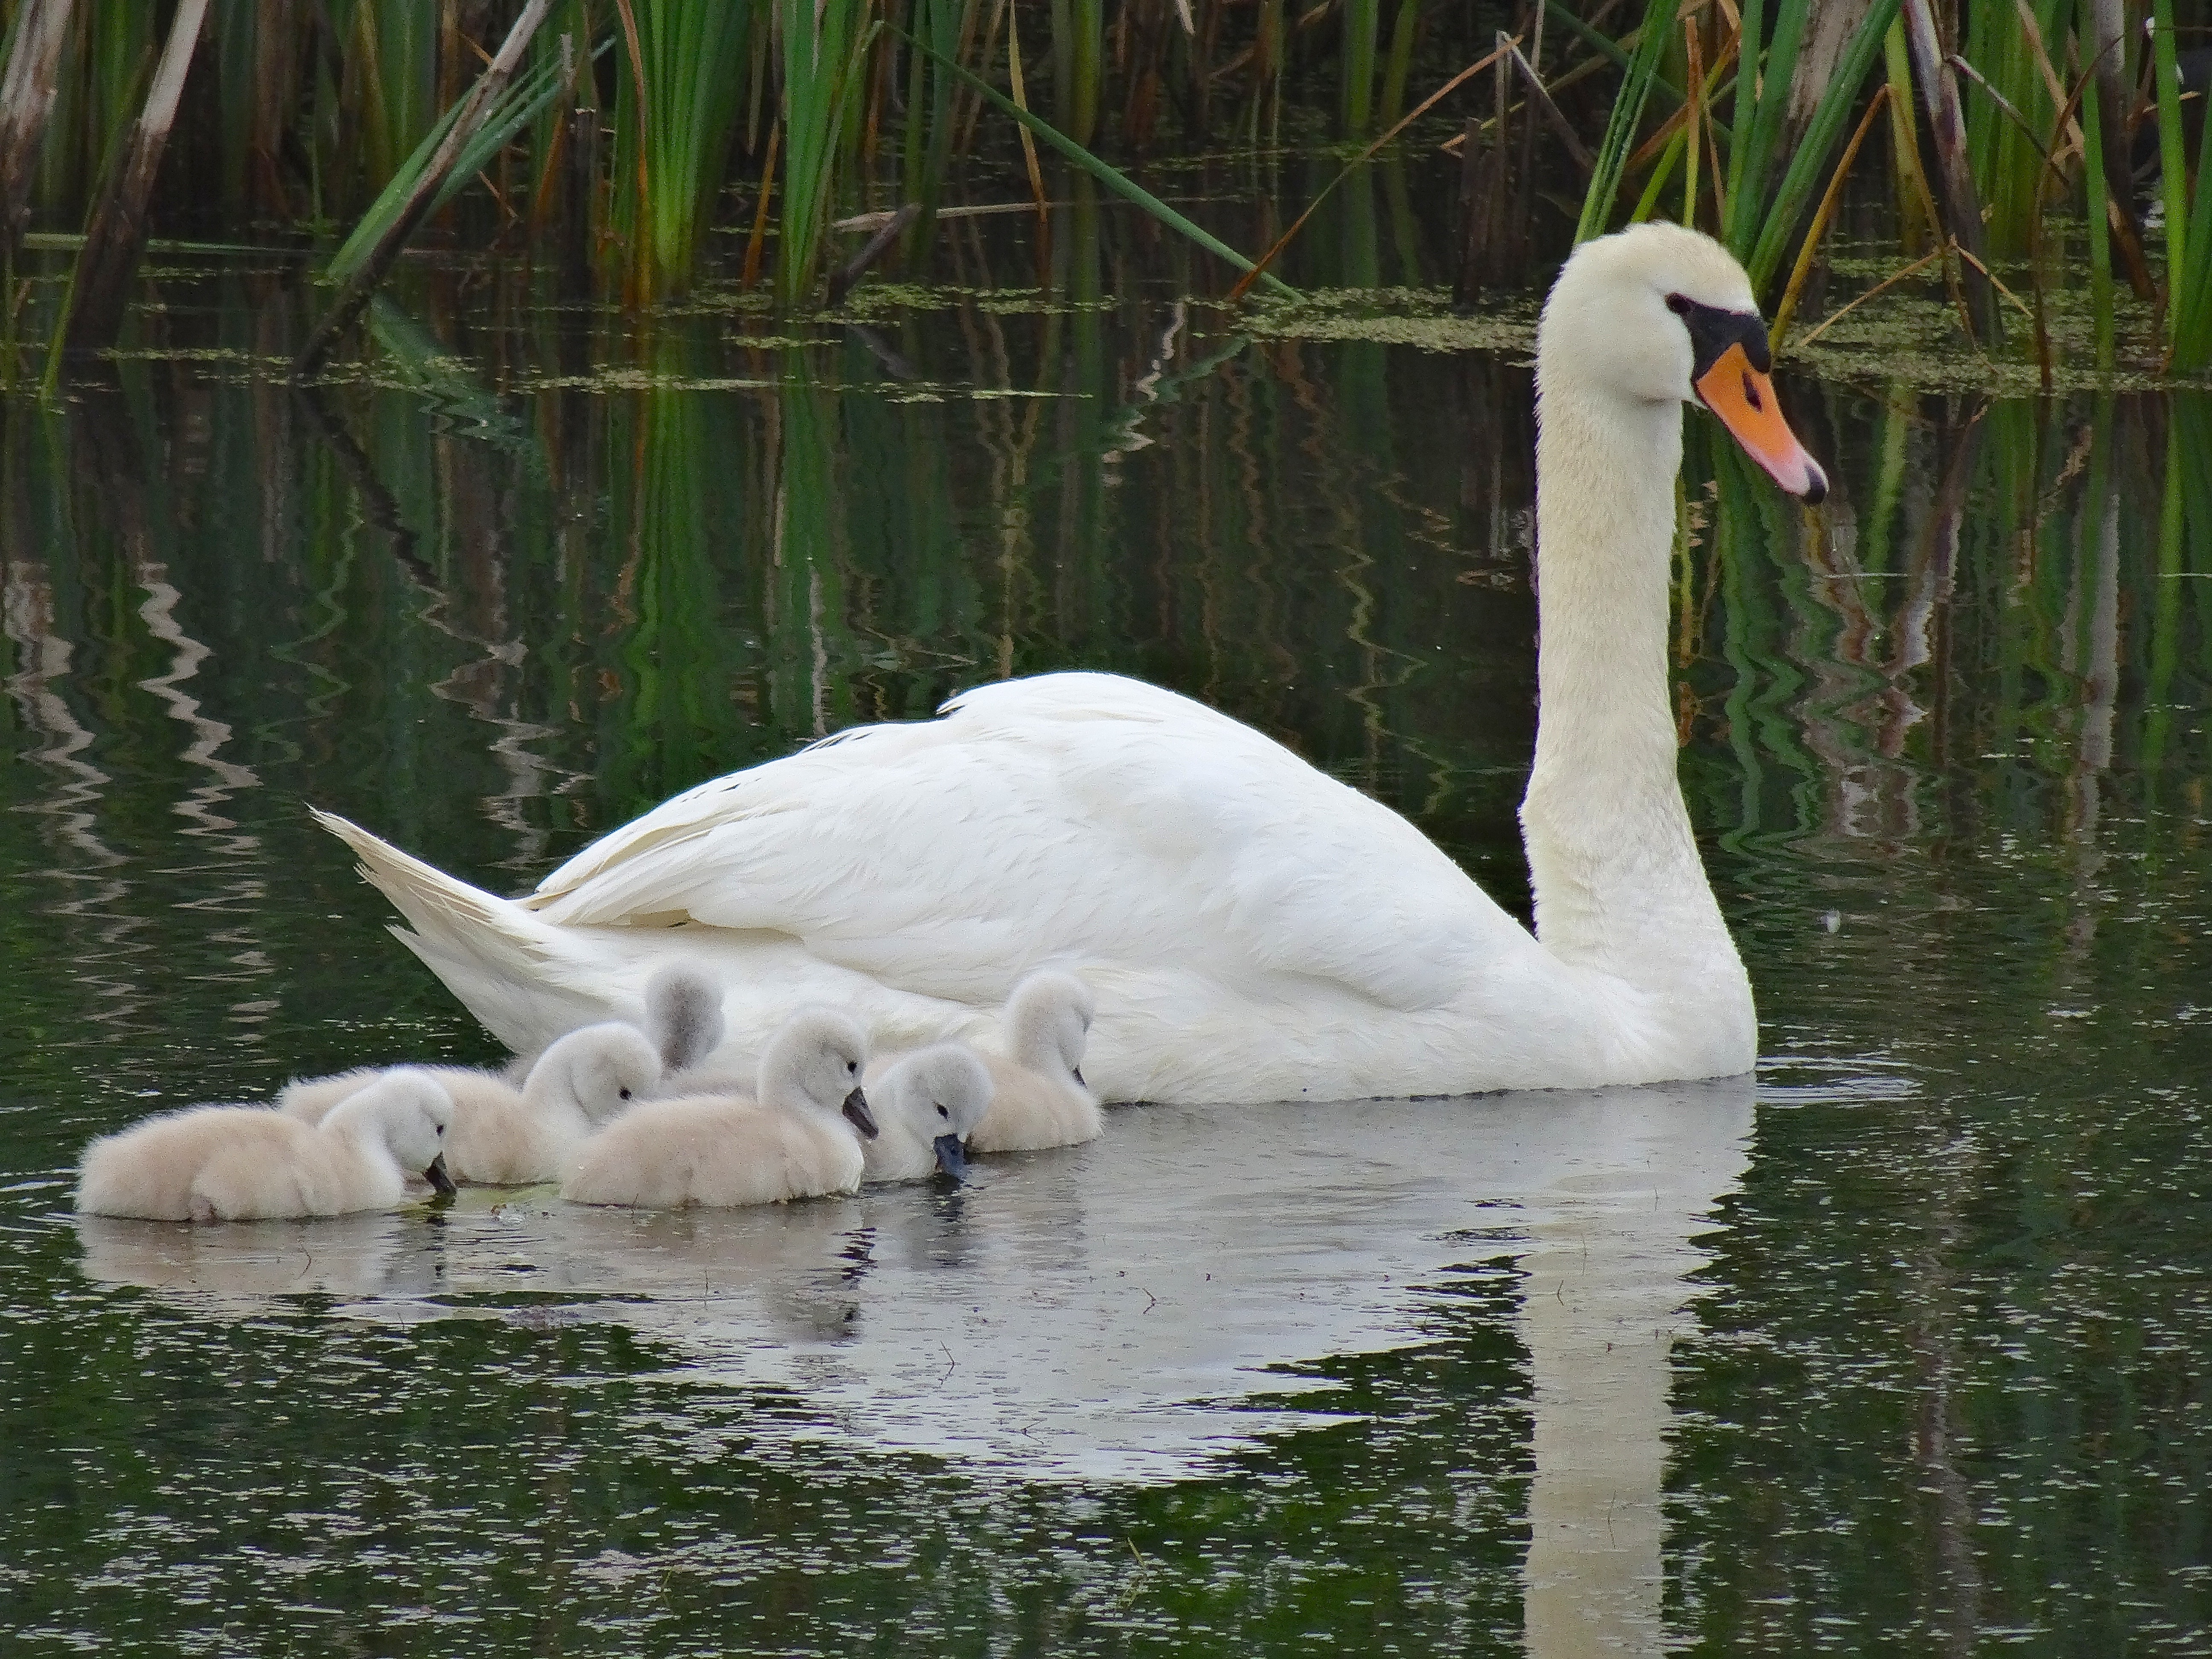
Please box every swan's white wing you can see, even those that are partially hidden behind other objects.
[525,674,1523,1012]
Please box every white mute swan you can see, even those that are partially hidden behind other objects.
[278,1022,660,1185]
[312,223,1824,1104]
[76,1070,458,1222]
[560,1009,875,1208]
[863,1043,993,1184]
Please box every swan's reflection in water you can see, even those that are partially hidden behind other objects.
[76,1076,1754,1648]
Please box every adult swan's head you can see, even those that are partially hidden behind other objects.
[1537,221,1827,504]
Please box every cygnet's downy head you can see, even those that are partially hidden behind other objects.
[1007,970,1096,1093]
[530,1022,661,1124]
[642,965,725,1074]
[1538,221,1826,503]
[326,1068,458,1194]
[760,1008,876,1139]
[879,1043,993,1181]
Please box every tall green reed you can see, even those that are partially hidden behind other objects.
[607,0,754,300]
[2151,2,2212,370]
[774,0,871,305]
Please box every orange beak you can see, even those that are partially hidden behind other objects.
[1694,342,1828,503]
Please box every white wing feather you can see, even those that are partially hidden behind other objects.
[523,674,1514,1013]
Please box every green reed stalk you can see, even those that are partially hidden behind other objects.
[327,43,579,283]
[38,2,150,216]
[1048,0,1100,148]
[1738,0,1897,294]
[1722,0,1813,256]
[1379,0,1422,129]
[899,0,967,271]
[346,0,439,205]
[777,0,873,306]
[1575,0,1673,243]
[1882,17,1936,252]
[1961,0,2069,259]
[1340,0,1379,137]
[2081,73,2113,371]
[2153,1,2212,367]
[896,24,1294,297]
[2151,0,2189,314]
[609,0,753,299]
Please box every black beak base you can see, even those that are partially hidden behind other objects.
[842,1087,879,1139]
[423,1153,458,1196]
[932,1133,969,1182]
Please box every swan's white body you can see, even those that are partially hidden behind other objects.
[276,1022,659,1185]
[561,1010,870,1208]
[319,225,1817,1106]
[76,1071,454,1222]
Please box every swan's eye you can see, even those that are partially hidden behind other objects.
[936,1103,949,1118]
[619,1088,632,1100]
[435,1124,445,1137]
[1665,292,1691,315]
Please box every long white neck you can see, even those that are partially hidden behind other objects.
[1522,380,1750,1019]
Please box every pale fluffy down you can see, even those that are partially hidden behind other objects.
[311,225,1809,1104]
[643,963,725,1074]
[967,972,1101,1154]
[863,1044,992,1184]
[561,1009,870,1208]
[278,1022,660,1185]
[76,1070,455,1222]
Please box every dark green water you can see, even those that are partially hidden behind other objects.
[4,211,2212,1653]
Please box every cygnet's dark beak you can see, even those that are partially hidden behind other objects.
[931,1133,969,1182]
[423,1153,458,1196]
[841,1086,879,1139]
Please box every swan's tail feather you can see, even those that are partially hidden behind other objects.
[311,809,614,1052]
[312,809,558,964]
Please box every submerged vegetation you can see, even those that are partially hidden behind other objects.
[0,0,2203,378]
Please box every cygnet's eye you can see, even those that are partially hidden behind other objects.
[1665,292,1692,315]
[618,1087,632,1100]
[936,1103,949,1118]
[436,1123,445,1137]
[847,1059,858,1075]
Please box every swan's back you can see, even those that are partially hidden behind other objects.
[519,673,1511,1019]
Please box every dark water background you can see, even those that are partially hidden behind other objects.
[3,176,2211,1653]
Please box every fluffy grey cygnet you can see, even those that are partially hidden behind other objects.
[966,971,1102,1154]
[863,1043,992,1184]
[76,1070,457,1222]
[643,963,726,1074]
[561,1008,875,1208]
[277,1022,658,1185]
